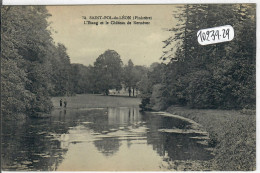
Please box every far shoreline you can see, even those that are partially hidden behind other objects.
[51,94,141,110]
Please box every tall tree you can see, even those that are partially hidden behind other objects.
[142,4,256,111]
[162,4,255,109]
[93,50,123,95]
[123,60,147,97]
[71,64,95,94]
[132,65,147,96]
[1,6,73,118]
[123,59,134,96]
[50,43,73,96]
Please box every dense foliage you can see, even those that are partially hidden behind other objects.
[70,64,95,94]
[141,4,256,110]
[92,50,123,95]
[2,4,255,119]
[122,60,147,96]
[70,52,147,96]
[2,6,73,119]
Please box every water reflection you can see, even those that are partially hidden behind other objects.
[1,119,67,171]
[94,138,121,157]
[2,107,213,171]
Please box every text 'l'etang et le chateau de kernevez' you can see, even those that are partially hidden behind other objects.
[82,15,153,26]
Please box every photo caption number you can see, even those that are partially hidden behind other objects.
[197,25,234,45]
[222,28,230,39]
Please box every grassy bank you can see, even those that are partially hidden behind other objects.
[52,94,141,109]
[166,106,256,171]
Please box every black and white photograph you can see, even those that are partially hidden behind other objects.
[1,3,256,171]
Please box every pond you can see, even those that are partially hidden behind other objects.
[2,107,213,171]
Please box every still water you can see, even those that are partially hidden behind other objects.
[2,107,213,171]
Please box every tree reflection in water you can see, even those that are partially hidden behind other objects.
[2,107,214,171]
[94,138,121,157]
[92,107,141,156]
[2,118,68,171]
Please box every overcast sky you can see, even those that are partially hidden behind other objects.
[47,5,178,66]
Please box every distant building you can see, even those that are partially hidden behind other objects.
[109,84,139,97]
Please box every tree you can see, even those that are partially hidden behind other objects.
[2,6,54,117]
[93,50,123,95]
[123,59,134,96]
[122,60,148,97]
[138,73,152,111]
[50,43,73,96]
[132,65,147,96]
[1,6,73,118]
[161,4,256,109]
[141,4,256,111]
[71,64,95,94]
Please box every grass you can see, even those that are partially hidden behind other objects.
[166,106,256,171]
[52,94,141,109]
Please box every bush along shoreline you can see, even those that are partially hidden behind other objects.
[165,106,256,171]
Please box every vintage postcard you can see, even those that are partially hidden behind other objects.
[1,3,256,171]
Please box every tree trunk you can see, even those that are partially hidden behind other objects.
[128,88,131,97]
[105,89,109,95]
